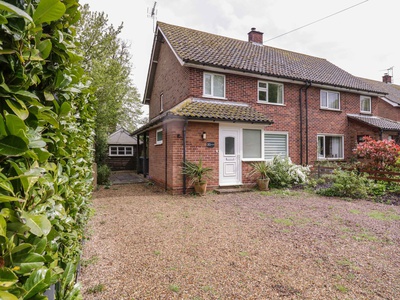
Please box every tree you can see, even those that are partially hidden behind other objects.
[76,5,144,166]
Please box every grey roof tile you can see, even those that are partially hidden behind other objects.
[158,22,384,94]
[358,77,400,105]
[347,114,400,131]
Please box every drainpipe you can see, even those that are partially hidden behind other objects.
[304,81,311,165]
[182,119,188,194]
[379,129,383,140]
[298,86,304,165]
[165,123,168,191]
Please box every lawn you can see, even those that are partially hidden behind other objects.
[80,184,400,299]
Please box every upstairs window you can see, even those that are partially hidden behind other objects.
[204,73,225,98]
[156,129,163,145]
[360,96,371,113]
[258,81,284,104]
[320,90,340,110]
[160,93,164,112]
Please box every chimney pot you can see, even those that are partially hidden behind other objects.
[248,27,264,44]
[383,73,392,84]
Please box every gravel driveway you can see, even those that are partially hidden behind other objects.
[80,184,400,299]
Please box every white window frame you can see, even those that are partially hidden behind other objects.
[320,90,340,110]
[264,131,289,160]
[317,134,344,160]
[156,129,163,145]
[160,93,164,112]
[109,146,134,157]
[203,72,226,99]
[242,128,263,161]
[257,81,284,105]
[360,96,371,114]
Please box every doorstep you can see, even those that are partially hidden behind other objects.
[214,186,254,194]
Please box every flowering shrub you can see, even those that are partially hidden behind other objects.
[353,136,400,170]
[266,156,310,188]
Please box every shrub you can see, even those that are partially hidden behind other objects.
[266,156,310,188]
[316,169,371,199]
[354,136,400,170]
[97,164,111,185]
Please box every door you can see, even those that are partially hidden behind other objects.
[219,127,241,186]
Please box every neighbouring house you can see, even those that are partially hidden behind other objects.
[107,128,138,171]
[133,22,400,194]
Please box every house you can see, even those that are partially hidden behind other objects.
[133,22,400,194]
[107,128,138,170]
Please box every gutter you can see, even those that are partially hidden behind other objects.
[298,81,311,165]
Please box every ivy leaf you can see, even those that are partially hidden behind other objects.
[0,291,19,300]
[20,211,51,237]
[0,135,28,156]
[0,1,33,23]
[33,0,66,24]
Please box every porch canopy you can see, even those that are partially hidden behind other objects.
[347,114,400,131]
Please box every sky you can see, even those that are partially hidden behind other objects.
[79,0,399,114]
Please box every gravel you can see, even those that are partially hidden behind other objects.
[80,184,400,299]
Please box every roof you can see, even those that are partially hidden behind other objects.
[132,98,273,135]
[108,128,138,145]
[358,77,400,105]
[157,22,384,94]
[347,114,400,131]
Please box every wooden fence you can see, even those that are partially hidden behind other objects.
[311,165,400,183]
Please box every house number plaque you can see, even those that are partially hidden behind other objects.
[206,142,215,148]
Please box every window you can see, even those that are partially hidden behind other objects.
[264,133,288,160]
[203,73,225,98]
[160,93,164,112]
[317,135,343,159]
[109,146,134,156]
[156,129,163,145]
[320,90,340,110]
[243,129,262,159]
[360,96,371,113]
[225,137,235,155]
[258,81,284,104]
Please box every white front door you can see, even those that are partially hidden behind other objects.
[219,127,241,186]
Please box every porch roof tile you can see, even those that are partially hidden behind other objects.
[169,98,273,124]
[347,114,400,131]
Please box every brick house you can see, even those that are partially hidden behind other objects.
[107,128,138,170]
[133,22,400,194]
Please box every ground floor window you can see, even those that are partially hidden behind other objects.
[264,133,288,160]
[318,135,343,159]
[243,129,262,159]
[109,146,134,156]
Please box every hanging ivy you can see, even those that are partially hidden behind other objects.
[0,0,95,299]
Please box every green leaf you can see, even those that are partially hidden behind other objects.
[59,102,71,117]
[0,194,24,203]
[0,291,19,300]
[0,215,6,237]
[13,253,46,275]
[11,243,32,254]
[23,267,50,299]
[0,135,28,156]
[61,263,76,292]
[0,267,18,288]
[5,114,27,135]
[37,39,52,59]
[6,98,29,120]
[20,212,51,237]
[0,1,33,23]
[0,114,7,138]
[0,14,7,24]
[33,0,66,24]
[44,91,54,101]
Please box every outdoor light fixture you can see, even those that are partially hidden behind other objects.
[202,132,206,140]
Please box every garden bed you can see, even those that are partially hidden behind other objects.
[80,184,400,299]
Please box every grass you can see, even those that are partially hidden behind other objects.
[169,284,180,293]
[353,231,378,242]
[81,255,99,267]
[273,218,294,226]
[334,284,349,293]
[87,283,105,294]
[367,210,400,221]
[239,251,249,257]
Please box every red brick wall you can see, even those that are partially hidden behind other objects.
[376,98,400,121]
[149,41,190,120]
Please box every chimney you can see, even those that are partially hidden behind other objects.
[248,27,264,44]
[382,73,392,84]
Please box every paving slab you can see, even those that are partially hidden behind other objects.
[109,170,147,185]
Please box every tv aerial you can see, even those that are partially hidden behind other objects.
[147,2,158,33]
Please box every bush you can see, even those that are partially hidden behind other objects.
[97,164,111,185]
[316,169,371,199]
[266,156,310,188]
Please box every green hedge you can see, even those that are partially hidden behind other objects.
[0,0,95,299]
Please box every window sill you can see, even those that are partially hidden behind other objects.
[317,157,344,161]
[155,143,163,146]
[202,95,227,100]
[257,101,285,106]
[320,108,341,112]
[242,158,264,162]
[360,111,372,115]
